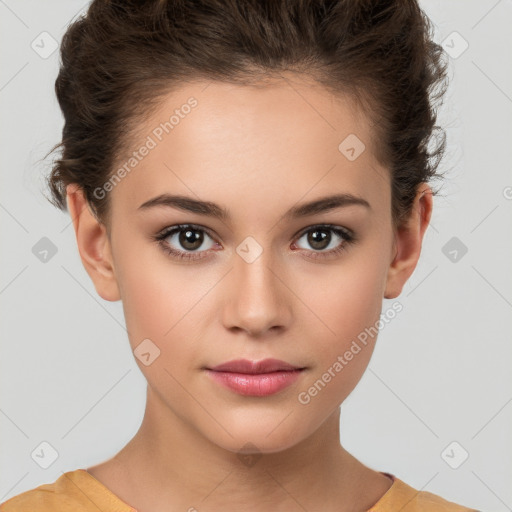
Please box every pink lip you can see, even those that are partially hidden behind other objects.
[205,358,306,397]
[209,358,302,373]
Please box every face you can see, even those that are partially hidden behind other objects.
[69,73,429,455]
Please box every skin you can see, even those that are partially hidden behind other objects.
[66,73,432,512]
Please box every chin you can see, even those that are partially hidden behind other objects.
[200,409,315,456]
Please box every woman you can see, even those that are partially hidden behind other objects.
[1,0,479,510]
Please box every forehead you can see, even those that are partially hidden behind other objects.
[109,74,389,215]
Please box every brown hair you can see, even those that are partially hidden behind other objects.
[44,0,449,229]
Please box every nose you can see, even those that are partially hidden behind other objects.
[221,245,292,338]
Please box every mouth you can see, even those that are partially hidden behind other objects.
[204,358,307,397]
[207,358,305,374]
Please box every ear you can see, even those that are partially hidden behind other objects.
[66,184,121,302]
[384,183,433,299]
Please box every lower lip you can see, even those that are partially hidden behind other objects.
[205,369,304,396]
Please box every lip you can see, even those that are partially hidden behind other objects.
[208,358,303,374]
[205,358,306,397]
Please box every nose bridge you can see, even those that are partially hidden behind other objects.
[222,236,290,335]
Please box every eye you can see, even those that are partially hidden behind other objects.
[153,224,218,261]
[152,223,356,262]
[292,225,355,260]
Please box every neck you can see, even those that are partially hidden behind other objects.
[93,386,391,512]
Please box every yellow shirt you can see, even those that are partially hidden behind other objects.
[0,469,479,511]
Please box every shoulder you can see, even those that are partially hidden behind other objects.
[369,473,480,512]
[0,471,87,512]
[0,469,134,512]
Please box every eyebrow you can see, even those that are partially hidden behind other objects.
[137,193,371,221]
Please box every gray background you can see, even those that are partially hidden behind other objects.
[1,1,511,510]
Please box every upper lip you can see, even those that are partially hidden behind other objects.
[207,358,304,374]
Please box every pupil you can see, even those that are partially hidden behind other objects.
[180,229,203,250]
[308,229,329,250]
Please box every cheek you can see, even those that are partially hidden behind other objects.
[301,255,387,354]
[327,265,384,343]
[113,248,209,407]
[293,249,388,405]
[119,270,174,345]
[112,235,191,351]
[113,237,223,374]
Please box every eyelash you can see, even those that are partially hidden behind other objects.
[152,223,356,262]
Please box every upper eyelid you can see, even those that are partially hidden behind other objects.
[295,223,352,237]
[157,223,216,240]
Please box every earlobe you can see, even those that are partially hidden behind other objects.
[384,184,433,299]
[66,184,121,302]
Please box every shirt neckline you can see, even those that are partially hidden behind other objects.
[75,468,398,511]
[74,469,137,511]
